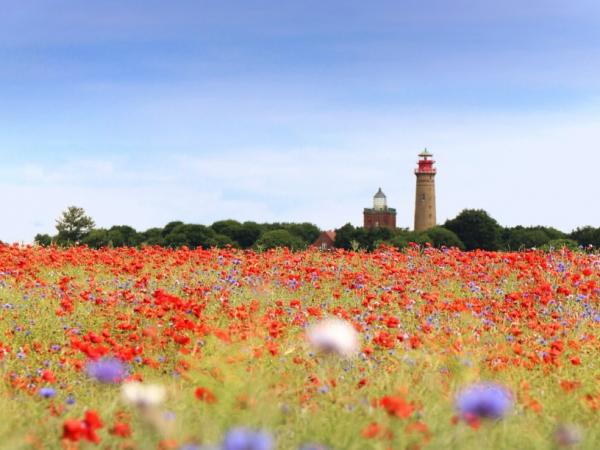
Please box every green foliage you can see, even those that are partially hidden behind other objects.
[107,225,141,247]
[444,209,502,250]
[81,229,110,249]
[38,206,596,254]
[387,231,428,249]
[211,220,261,248]
[34,233,52,247]
[161,221,185,237]
[570,226,600,247]
[501,227,549,250]
[283,223,321,244]
[211,219,243,240]
[237,222,263,248]
[541,238,579,251]
[334,225,461,251]
[212,233,236,248]
[255,229,304,250]
[139,228,166,246]
[333,223,356,250]
[334,224,397,251]
[165,224,214,249]
[55,206,95,246]
[420,226,465,249]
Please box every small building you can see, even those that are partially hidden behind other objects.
[363,188,396,229]
[313,230,336,250]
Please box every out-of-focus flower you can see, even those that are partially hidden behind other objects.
[86,357,127,383]
[110,422,132,438]
[39,387,56,398]
[41,369,56,383]
[195,386,217,403]
[362,422,381,438]
[222,427,273,450]
[121,382,166,408]
[380,396,415,419]
[455,382,513,420]
[554,424,583,447]
[298,444,330,450]
[62,410,103,443]
[306,318,359,357]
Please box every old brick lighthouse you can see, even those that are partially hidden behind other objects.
[414,149,437,231]
[363,188,397,229]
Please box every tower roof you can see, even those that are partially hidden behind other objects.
[419,148,433,158]
[374,187,386,198]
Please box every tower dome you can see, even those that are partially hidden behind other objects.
[373,187,387,210]
[364,187,396,229]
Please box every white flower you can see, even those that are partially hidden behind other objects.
[554,424,583,447]
[121,382,166,408]
[306,318,360,357]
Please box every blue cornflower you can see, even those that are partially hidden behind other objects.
[86,357,127,383]
[38,387,56,398]
[318,385,330,394]
[222,427,273,450]
[456,382,513,420]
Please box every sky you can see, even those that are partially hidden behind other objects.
[1,0,600,243]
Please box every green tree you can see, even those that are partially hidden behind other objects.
[334,223,357,249]
[387,230,429,249]
[34,233,53,247]
[81,229,110,249]
[367,227,394,250]
[212,233,236,248]
[444,209,502,250]
[210,220,256,247]
[541,238,579,251]
[237,221,263,248]
[255,229,304,250]
[55,206,95,246]
[284,223,321,245]
[570,226,600,247]
[164,224,224,249]
[161,221,184,237]
[211,220,242,237]
[422,226,465,249]
[106,225,141,247]
[334,224,397,251]
[139,228,166,246]
[501,227,551,250]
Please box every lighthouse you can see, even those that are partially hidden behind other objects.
[364,188,396,229]
[414,149,437,231]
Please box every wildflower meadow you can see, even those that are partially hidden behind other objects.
[0,243,599,449]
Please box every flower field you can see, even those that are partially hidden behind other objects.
[0,244,599,449]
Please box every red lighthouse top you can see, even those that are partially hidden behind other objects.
[415,149,436,174]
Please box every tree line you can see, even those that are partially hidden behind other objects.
[335,209,598,251]
[34,206,321,250]
[33,206,599,251]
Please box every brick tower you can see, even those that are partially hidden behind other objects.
[414,149,437,231]
[364,188,396,229]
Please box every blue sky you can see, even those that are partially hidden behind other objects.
[1,1,600,242]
